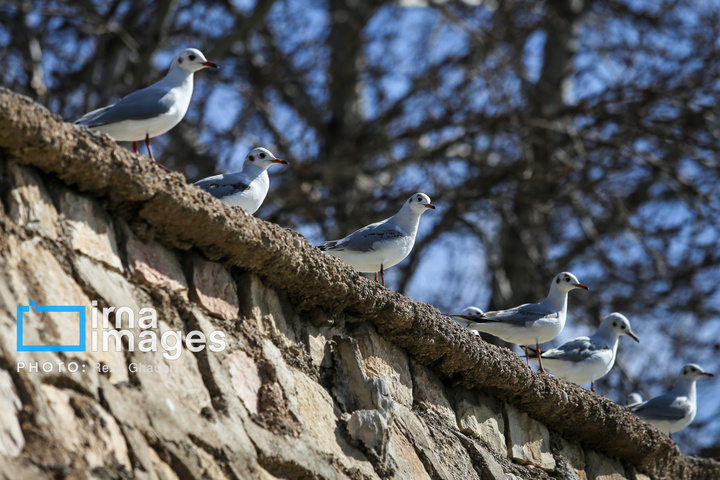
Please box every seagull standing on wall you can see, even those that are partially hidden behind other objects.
[528,312,639,392]
[74,48,218,167]
[319,193,435,286]
[630,363,714,438]
[450,272,589,373]
[194,148,288,214]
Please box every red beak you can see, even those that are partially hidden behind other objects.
[425,203,436,209]
[273,158,289,165]
[573,283,589,290]
[202,61,219,69]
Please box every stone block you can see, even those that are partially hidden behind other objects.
[506,404,556,471]
[306,325,334,368]
[238,272,297,345]
[354,323,413,408]
[393,404,480,480]
[5,161,60,240]
[40,384,131,471]
[59,189,123,271]
[294,371,377,478]
[411,361,455,424]
[189,254,238,320]
[559,437,587,480]
[125,230,187,296]
[227,349,262,415]
[0,370,24,457]
[453,388,506,457]
[584,449,626,480]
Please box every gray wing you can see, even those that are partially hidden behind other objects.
[631,395,692,421]
[540,336,605,362]
[453,308,558,329]
[321,220,403,253]
[75,85,173,126]
[194,172,251,199]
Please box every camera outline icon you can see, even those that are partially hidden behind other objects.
[17,301,86,352]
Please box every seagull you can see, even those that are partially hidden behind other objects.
[449,272,588,373]
[319,193,435,286]
[527,312,638,392]
[74,48,218,166]
[194,148,288,214]
[626,393,644,408]
[630,363,714,437]
[453,307,483,335]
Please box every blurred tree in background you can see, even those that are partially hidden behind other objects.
[2,0,720,454]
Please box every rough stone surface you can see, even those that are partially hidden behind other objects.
[0,87,718,479]
[4,160,60,240]
[0,370,24,458]
[125,228,188,295]
[506,404,557,471]
[189,253,238,320]
[453,388,507,457]
[59,189,123,271]
[585,450,627,480]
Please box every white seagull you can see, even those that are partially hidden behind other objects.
[453,307,483,335]
[450,272,589,373]
[75,48,218,165]
[626,393,644,408]
[194,148,288,214]
[528,312,638,392]
[630,363,714,437]
[319,193,435,286]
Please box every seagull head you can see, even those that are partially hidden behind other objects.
[552,272,589,293]
[405,192,435,215]
[680,363,714,381]
[244,147,288,170]
[173,48,219,73]
[602,312,639,342]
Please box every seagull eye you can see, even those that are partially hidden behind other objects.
[565,277,570,282]
[189,54,196,61]
[259,153,266,159]
[621,325,626,329]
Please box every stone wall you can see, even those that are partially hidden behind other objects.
[1,87,719,480]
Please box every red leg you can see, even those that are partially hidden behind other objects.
[536,341,545,374]
[524,345,530,365]
[380,264,385,286]
[374,272,378,283]
[145,133,154,160]
[591,381,595,393]
[132,141,139,154]
[146,133,170,171]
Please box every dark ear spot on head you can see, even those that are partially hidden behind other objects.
[556,278,560,284]
[249,155,255,161]
[178,58,183,64]
[613,322,617,327]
